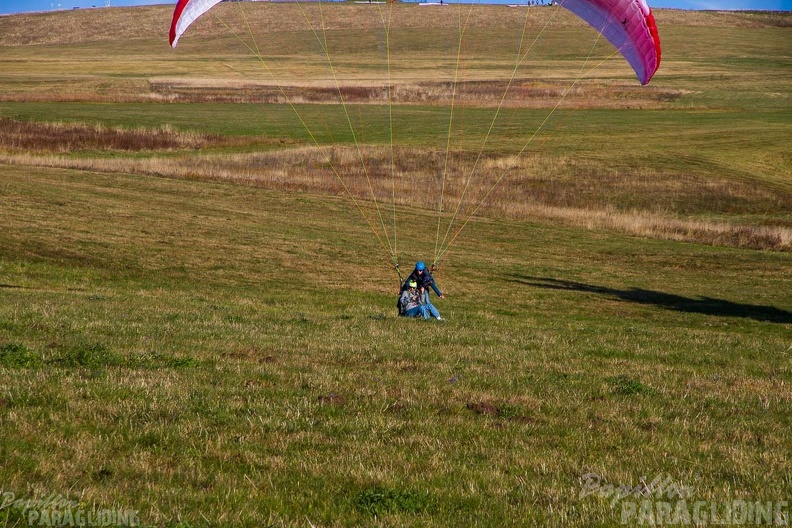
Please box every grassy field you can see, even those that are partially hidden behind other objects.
[0,4,790,527]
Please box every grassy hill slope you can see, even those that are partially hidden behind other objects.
[1,162,790,527]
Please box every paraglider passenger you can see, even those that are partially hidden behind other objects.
[399,281,428,319]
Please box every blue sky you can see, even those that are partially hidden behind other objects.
[0,0,788,16]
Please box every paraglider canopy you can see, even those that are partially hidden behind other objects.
[169,0,661,85]
[558,0,661,85]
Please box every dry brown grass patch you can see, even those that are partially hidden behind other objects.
[0,118,214,152]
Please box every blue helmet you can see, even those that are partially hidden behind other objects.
[415,261,426,271]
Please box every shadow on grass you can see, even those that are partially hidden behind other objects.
[508,275,792,324]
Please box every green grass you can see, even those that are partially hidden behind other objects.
[0,4,790,527]
[1,165,790,527]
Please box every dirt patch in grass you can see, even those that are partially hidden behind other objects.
[149,78,684,109]
[318,393,347,406]
[467,401,537,424]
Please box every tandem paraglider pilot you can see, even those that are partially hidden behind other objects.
[401,261,444,300]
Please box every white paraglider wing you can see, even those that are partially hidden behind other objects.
[169,0,224,48]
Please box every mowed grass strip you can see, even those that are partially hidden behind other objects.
[0,164,790,527]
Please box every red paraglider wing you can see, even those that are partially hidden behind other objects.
[559,0,661,84]
[169,0,224,48]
